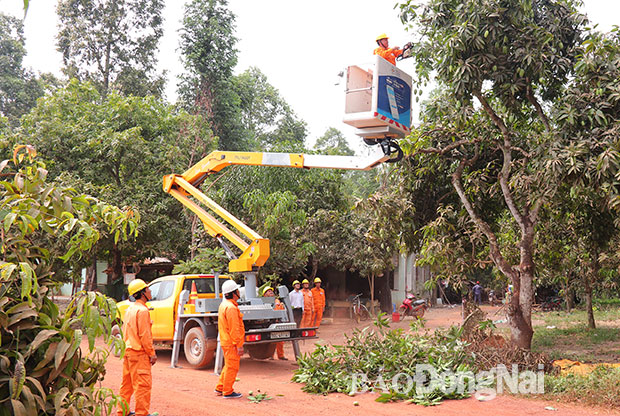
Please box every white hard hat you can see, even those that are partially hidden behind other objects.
[222,280,241,295]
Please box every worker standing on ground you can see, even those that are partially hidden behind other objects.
[472,281,483,305]
[262,286,288,360]
[374,33,402,65]
[289,280,304,326]
[300,279,315,328]
[311,277,326,328]
[117,279,157,416]
[215,280,245,399]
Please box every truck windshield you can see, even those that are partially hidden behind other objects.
[183,278,215,294]
[149,280,175,301]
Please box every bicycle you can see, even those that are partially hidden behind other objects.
[349,293,371,323]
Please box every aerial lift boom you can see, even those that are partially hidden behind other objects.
[162,143,400,299]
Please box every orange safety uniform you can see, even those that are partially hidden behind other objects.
[273,298,286,358]
[118,299,155,416]
[311,286,326,327]
[373,46,403,65]
[300,288,314,328]
[216,298,245,396]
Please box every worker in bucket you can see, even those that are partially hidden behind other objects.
[311,277,326,328]
[374,33,402,65]
[289,280,304,326]
[300,279,315,328]
[262,286,288,360]
[215,280,245,399]
[117,279,158,416]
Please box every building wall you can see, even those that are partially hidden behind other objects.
[58,260,109,296]
[391,253,432,308]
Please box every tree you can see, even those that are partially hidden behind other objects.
[0,146,137,415]
[0,13,44,123]
[314,127,355,156]
[56,0,165,97]
[398,0,586,348]
[178,0,246,150]
[234,67,307,150]
[551,27,620,327]
[16,80,214,294]
[351,182,411,313]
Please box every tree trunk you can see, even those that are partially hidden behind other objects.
[367,274,375,315]
[109,245,123,298]
[309,258,318,280]
[584,259,597,329]
[563,280,574,312]
[378,270,392,312]
[190,215,199,260]
[84,255,97,291]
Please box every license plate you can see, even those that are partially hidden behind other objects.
[271,331,290,339]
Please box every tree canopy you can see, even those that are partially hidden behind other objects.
[56,0,166,97]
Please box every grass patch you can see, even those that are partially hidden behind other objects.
[534,307,620,327]
[531,306,620,363]
[532,326,620,362]
[543,366,620,408]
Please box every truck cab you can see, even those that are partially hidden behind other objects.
[115,274,231,342]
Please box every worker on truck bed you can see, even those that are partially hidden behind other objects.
[289,280,304,326]
[215,280,245,399]
[374,33,402,65]
[262,286,288,360]
[311,277,326,328]
[117,279,158,416]
[300,279,315,327]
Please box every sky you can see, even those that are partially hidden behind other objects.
[1,0,619,151]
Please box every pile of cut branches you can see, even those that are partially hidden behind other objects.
[462,303,551,372]
[292,314,475,406]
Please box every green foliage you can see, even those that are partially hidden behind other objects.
[56,0,165,97]
[594,298,620,307]
[17,79,214,266]
[314,128,354,156]
[172,247,228,275]
[0,13,44,123]
[292,320,473,405]
[247,391,272,404]
[178,0,246,150]
[242,189,312,277]
[234,67,307,150]
[0,148,136,415]
[205,160,353,279]
[352,182,412,279]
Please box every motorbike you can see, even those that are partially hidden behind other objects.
[398,293,428,319]
[541,296,562,312]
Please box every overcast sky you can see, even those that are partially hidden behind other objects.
[1,0,619,150]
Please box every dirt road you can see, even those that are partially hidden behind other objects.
[99,306,620,416]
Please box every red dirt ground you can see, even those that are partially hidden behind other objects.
[97,306,620,416]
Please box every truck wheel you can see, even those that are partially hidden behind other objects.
[111,324,122,357]
[246,343,277,360]
[184,327,216,368]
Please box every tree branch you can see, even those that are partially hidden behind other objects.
[451,158,514,278]
[525,81,551,132]
[417,136,482,155]
[473,90,526,230]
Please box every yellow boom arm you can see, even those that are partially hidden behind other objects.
[163,150,391,273]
